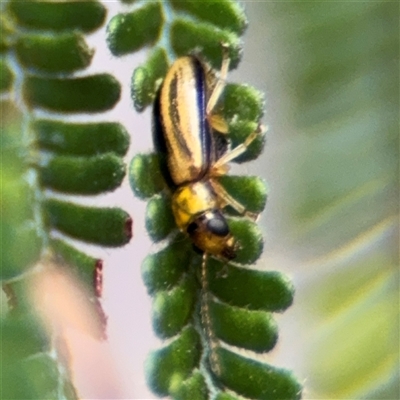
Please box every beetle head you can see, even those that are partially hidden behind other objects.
[186,210,237,260]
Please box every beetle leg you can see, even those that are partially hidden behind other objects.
[206,46,230,116]
[210,179,259,221]
[212,124,264,170]
[208,114,229,134]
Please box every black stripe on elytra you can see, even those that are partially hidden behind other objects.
[169,74,180,125]
[193,58,211,175]
[168,73,193,158]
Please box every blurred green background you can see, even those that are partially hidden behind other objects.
[240,2,398,399]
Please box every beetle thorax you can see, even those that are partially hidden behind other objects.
[171,181,217,230]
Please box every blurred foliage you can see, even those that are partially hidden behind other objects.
[1,102,76,399]
[1,0,131,398]
[250,2,399,399]
[1,102,42,281]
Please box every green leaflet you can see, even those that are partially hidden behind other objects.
[129,153,165,199]
[227,218,264,265]
[152,276,197,339]
[107,2,164,56]
[217,176,268,215]
[16,32,94,73]
[146,326,202,397]
[131,47,169,111]
[40,153,126,195]
[8,0,106,32]
[169,0,247,35]
[34,120,129,157]
[207,259,294,312]
[216,84,266,162]
[23,74,121,113]
[209,300,278,352]
[45,200,132,247]
[171,371,208,400]
[219,84,264,122]
[216,348,302,400]
[141,236,192,295]
[145,193,176,242]
[170,18,241,70]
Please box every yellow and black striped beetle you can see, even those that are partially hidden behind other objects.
[154,50,261,261]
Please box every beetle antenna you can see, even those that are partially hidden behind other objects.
[200,252,221,375]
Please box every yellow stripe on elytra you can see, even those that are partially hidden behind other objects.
[160,57,205,185]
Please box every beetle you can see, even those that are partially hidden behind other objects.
[153,49,261,261]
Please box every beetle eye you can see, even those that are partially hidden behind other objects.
[207,215,229,237]
[187,221,198,234]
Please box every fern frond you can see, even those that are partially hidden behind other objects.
[1,1,133,397]
[108,1,301,398]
